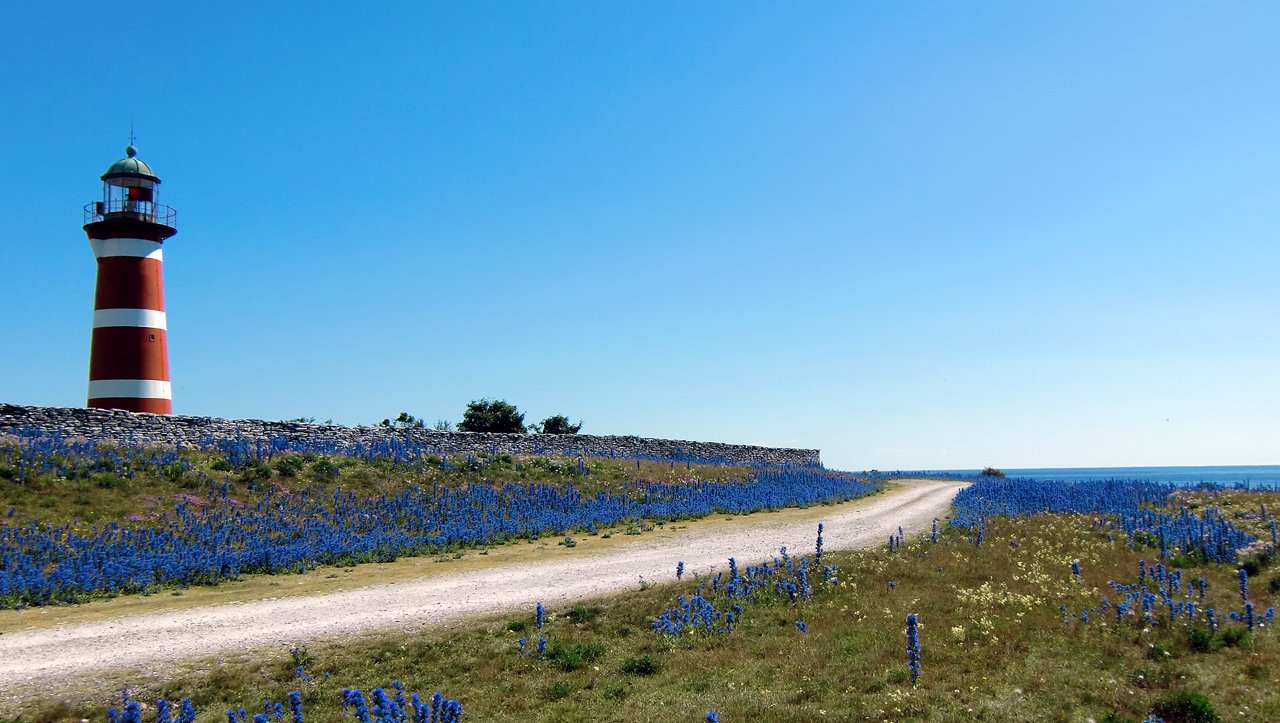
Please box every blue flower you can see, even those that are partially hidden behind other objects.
[906,613,922,684]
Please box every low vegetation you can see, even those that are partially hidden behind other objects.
[0,436,751,527]
[13,479,1278,722]
[0,433,872,608]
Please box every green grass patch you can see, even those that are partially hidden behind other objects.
[0,440,754,528]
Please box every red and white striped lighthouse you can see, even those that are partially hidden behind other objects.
[82,145,177,414]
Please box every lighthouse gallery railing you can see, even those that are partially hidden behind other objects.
[84,200,177,229]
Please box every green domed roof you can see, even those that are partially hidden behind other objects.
[102,145,161,183]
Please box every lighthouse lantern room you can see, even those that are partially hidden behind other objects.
[82,145,178,414]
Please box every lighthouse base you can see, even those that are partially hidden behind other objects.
[87,397,173,414]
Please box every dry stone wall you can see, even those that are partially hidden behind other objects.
[0,403,821,467]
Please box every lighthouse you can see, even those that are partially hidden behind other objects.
[82,145,177,414]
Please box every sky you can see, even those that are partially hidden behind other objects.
[1,3,1277,471]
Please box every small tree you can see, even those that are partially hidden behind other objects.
[981,467,1005,477]
[537,415,583,434]
[458,399,526,434]
[380,412,425,429]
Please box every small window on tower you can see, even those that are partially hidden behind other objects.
[149,334,156,342]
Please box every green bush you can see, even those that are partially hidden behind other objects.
[537,415,583,434]
[548,646,581,672]
[546,641,606,672]
[1151,690,1219,723]
[457,399,526,433]
[621,654,660,676]
[380,412,426,429]
[274,456,306,477]
[541,681,574,701]
[1186,626,1220,653]
[1240,550,1274,577]
[310,459,340,477]
[566,605,599,624]
[238,461,272,483]
[93,473,124,490]
[1218,628,1251,648]
[161,462,186,483]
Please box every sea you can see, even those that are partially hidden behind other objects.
[938,465,1280,489]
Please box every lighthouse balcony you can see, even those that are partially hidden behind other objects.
[84,200,177,229]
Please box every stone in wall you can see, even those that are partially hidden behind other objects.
[0,403,822,467]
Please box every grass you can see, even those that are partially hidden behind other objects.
[13,489,1278,722]
[0,484,890,633]
[0,438,752,527]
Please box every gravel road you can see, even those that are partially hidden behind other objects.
[0,478,964,695]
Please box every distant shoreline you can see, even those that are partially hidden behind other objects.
[934,464,1280,487]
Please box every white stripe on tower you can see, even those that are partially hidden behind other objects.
[87,379,172,400]
[93,308,168,329]
[90,237,164,260]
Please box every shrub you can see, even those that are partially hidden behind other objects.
[1218,628,1251,648]
[1167,550,1210,568]
[380,412,425,428]
[1151,690,1220,723]
[601,683,627,700]
[274,456,306,477]
[310,459,340,477]
[547,642,583,672]
[1240,550,1274,577]
[537,415,583,434]
[93,473,124,489]
[547,641,606,672]
[161,462,186,483]
[566,605,599,624]
[457,399,526,434]
[1186,626,1220,654]
[980,467,1005,477]
[575,641,606,662]
[238,461,272,483]
[541,681,574,701]
[621,654,661,676]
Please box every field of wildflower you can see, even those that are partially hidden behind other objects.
[4,428,1278,722]
[8,463,1276,722]
[0,432,875,609]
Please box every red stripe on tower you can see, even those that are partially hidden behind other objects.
[82,144,178,414]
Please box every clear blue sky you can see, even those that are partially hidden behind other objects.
[2,3,1276,471]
